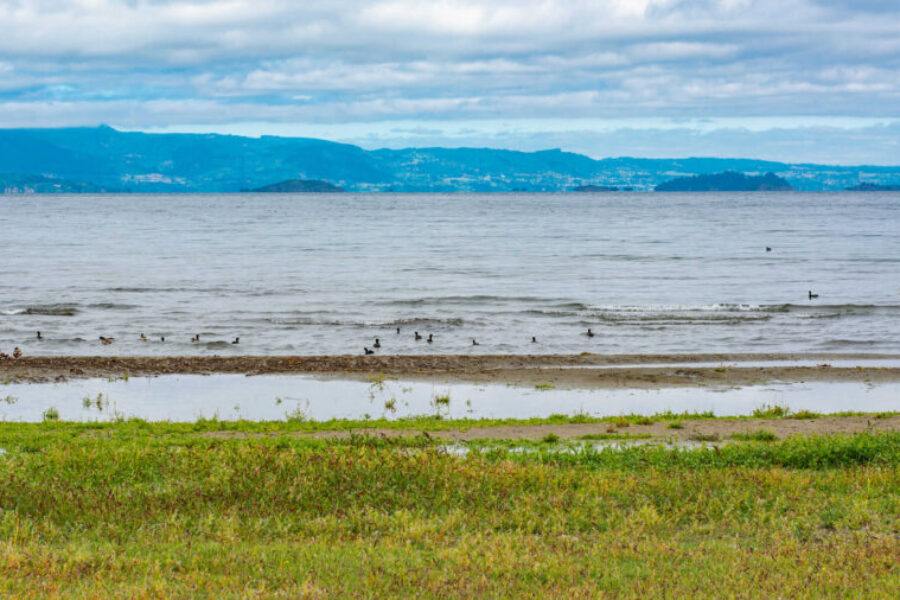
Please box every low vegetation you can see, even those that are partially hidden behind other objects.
[0,420,896,597]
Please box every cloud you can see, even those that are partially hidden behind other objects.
[0,1,897,162]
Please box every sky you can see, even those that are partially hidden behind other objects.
[0,0,899,164]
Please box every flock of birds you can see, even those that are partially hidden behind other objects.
[4,261,823,357]
[361,328,593,355]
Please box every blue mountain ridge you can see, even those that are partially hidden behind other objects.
[1,126,899,192]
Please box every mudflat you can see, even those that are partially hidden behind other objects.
[2,352,900,387]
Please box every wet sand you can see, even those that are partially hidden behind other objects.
[2,353,900,387]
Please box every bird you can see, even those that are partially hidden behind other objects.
[0,350,8,360]
[531,336,537,343]
[765,246,772,252]
[586,328,595,337]
[139,333,147,342]
[36,331,42,340]
[12,347,22,359]
[427,333,433,343]
[364,347,374,355]
[414,331,422,340]
[472,339,479,346]
[374,338,381,349]
[808,290,819,300]
[396,327,400,334]
[232,337,240,344]
[191,334,200,343]
[160,336,165,342]
[99,336,115,345]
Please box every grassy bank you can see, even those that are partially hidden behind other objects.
[0,422,898,598]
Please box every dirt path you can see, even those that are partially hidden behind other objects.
[198,415,900,442]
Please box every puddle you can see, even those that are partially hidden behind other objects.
[0,374,897,423]
[553,359,900,369]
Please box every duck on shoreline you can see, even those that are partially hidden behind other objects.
[99,336,115,345]
[12,347,22,359]
[139,333,147,342]
[808,290,819,299]
[427,333,433,343]
[374,338,381,349]
[415,331,422,340]
[232,337,240,345]
[586,328,595,338]
[364,347,374,355]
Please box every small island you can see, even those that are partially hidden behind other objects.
[655,171,793,192]
[845,183,900,191]
[242,179,345,193]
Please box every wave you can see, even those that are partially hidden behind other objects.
[268,316,464,328]
[87,303,138,310]
[23,305,80,316]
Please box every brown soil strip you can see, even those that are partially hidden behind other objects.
[199,415,900,442]
[2,353,900,387]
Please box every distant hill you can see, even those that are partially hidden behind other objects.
[845,183,900,191]
[655,171,794,192]
[243,179,344,193]
[0,172,114,194]
[0,126,899,192]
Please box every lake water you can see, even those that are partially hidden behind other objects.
[1,192,899,356]
[1,375,897,422]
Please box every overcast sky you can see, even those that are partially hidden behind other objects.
[1,0,898,163]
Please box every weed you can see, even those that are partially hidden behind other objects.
[41,407,59,422]
[688,432,720,442]
[384,397,397,412]
[632,416,654,426]
[667,421,683,430]
[534,383,556,391]
[731,429,778,442]
[790,410,820,420]
[752,404,791,418]
[540,433,560,443]
[433,393,451,406]
[1,395,17,405]
[612,417,630,428]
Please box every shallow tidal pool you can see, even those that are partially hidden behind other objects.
[1,374,898,422]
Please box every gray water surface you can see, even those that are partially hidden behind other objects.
[2,192,899,356]
[1,375,897,422]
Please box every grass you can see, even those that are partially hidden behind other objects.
[731,429,779,442]
[0,421,896,597]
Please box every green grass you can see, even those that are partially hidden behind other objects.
[731,429,779,442]
[0,421,897,597]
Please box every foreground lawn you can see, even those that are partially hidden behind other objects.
[0,421,897,598]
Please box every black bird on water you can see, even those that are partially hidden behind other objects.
[472,339,479,346]
[36,331,42,340]
[374,338,381,349]
[396,327,400,334]
[808,290,819,300]
[191,334,200,343]
[415,331,422,340]
[364,347,374,355]
[232,337,240,344]
[161,336,165,342]
[586,328,595,338]
[766,246,772,252]
[531,336,537,343]
[427,334,433,343]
